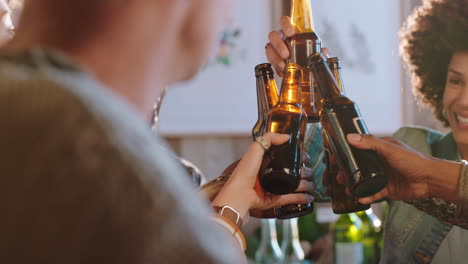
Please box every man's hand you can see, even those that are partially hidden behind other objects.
[345,133,460,204]
[266,16,296,76]
[266,16,329,77]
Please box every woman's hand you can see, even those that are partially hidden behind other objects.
[345,134,461,204]
[212,132,315,221]
[249,165,315,218]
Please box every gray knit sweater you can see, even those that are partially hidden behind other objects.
[0,48,243,264]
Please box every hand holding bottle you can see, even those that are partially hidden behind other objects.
[266,16,296,76]
[266,16,329,76]
[345,133,461,204]
[199,151,314,218]
[212,132,315,222]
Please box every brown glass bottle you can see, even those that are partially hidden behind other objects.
[253,63,279,140]
[327,57,344,95]
[325,57,369,214]
[259,63,308,195]
[253,64,312,219]
[286,0,322,123]
[307,53,388,198]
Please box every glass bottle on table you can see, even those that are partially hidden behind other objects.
[356,209,382,264]
[280,218,309,264]
[333,213,364,264]
[256,219,283,264]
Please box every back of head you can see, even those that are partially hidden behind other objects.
[13,0,114,50]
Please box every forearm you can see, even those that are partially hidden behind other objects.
[211,180,253,223]
[426,158,461,204]
[407,159,468,229]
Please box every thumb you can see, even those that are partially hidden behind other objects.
[346,133,395,155]
[264,132,290,146]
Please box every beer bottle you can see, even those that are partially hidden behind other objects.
[254,64,313,219]
[253,63,279,140]
[356,209,382,264]
[325,57,370,214]
[255,219,283,264]
[333,213,364,264]
[280,218,307,264]
[286,0,322,122]
[268,0,322,220]
[259,63,308,195]
[307,53,388,198]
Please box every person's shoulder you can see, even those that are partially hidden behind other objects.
[392,126,445,153]
[0,75,94,128]
[393,126,444,142]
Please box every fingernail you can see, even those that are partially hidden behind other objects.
[347,133,362,142]
[358,198,369,204]
[281,50,289,59]
[287,27,295,36]
[307,195,315,202]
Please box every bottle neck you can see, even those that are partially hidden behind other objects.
[255,74,267,119]
[266,78,279,110]
[291,0,316,33]
[256,219,283,262]
[255,65,278,111]
[281,219,303,246]
[328,58,345,95]
[280,219,305,261]
[260,219,280,243]
[278,65,303,106]
[253,65,278,139]
[308,54,342,100]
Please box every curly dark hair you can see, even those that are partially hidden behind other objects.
[400,0,468,126]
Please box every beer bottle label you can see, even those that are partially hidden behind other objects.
[352,117,368,135]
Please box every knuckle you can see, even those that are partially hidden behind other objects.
[268,31,277,40]
[279,16,291,25]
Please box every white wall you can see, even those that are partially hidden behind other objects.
[159,0,273,136]
[311,0,402,135]
[160,0,403,137]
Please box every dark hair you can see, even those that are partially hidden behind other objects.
[400,0,468,126]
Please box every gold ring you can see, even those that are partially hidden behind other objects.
[255,136,271,152]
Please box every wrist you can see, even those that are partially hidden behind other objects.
[211,181,255,222]
[426,158,460,203]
